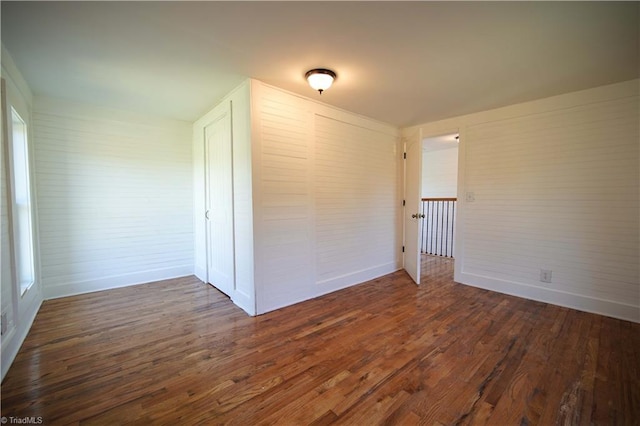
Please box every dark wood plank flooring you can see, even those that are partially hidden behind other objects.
[1,256,639,425]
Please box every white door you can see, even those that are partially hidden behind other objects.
[404,130,423,285]
[205,110,235,296]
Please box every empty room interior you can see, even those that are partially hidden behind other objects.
[1,2,639,424]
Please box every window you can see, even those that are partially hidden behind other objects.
[10,106,35,295]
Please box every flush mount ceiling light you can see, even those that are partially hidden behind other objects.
[305,68,336,95]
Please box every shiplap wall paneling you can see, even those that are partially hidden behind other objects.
[315,115,398,287]
[251,81,400,314]
[464,96,639,319]
[404,79,639,321]
[34,100,193,298]
[252,83,315,313]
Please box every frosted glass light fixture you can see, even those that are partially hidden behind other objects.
[305,68,336,94]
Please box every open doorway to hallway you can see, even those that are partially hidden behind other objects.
[420,133,458,280]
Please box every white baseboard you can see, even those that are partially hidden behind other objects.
[316,261,400,291]
[43,265,194,300]
[194,264,207,283]
[257,262,401,315]
[232,289,256,316]
[457,271,640,323]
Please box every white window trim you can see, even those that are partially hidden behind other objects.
[8,106,35,295]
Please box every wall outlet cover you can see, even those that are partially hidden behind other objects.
[1,312,7,335]
[540,269,553,283]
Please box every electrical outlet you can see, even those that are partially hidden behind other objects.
[465,192,475,202]
[1,312,7,335]
[540,269,553,283]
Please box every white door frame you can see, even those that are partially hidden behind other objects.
[404,128,461,285]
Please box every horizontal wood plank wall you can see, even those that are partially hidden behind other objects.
[405,80,639,322]
[253,85,315,312]
[32,98,194,299]
[252,82,400,314]
[464,96,639,318]
[315,115,397,286]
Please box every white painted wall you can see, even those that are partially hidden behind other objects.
[405,79,639,322]
[32,97,194,299]
[193,81,255,315]
[1,46,43,380]
[421,147,458,198]
[250,81,401,314]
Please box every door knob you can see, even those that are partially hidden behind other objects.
[412,213,418,219]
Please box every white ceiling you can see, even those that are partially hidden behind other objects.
[2,2,638,127]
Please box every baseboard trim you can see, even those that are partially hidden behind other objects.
[316,261,399,290]
[43,265,194,300]
[257,262,401,315]
[458,271,640,323]
[232,289,256,316]
[194,265,207,283]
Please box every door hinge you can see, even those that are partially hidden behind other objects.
[402,246,405,253]
[402,199,406,206]
[403,152,406,159]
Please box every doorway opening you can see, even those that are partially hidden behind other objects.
[420,133,458,281]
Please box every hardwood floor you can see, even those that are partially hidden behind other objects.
[2,256,639,425]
